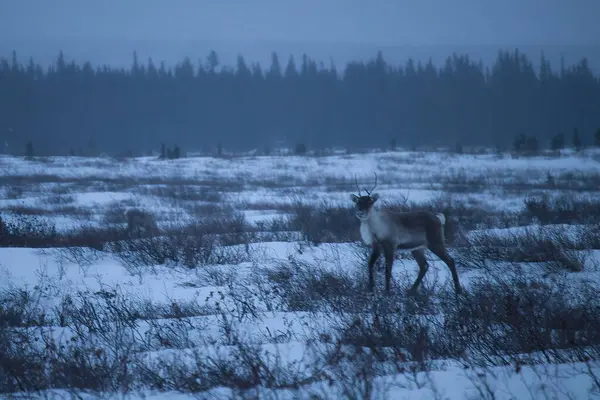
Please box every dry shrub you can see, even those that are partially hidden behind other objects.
[0,214,58,248]
[524,193,600,224]
[286,200,360,245]
[440,270,600,364]
[109,214,253,270]
[456,226,589,272]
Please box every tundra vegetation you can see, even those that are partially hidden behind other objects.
[1,147,600,399]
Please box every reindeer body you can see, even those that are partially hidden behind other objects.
[351,174,462,295]
[124,208,159,237]
[360,209,446,249]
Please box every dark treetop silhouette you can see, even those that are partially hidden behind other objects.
[1,49,599,155]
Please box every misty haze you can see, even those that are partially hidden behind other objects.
[1,1,600,399]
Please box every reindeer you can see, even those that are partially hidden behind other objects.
[350,173,462,295]
[124,208,160,237]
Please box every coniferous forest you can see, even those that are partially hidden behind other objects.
[1,49,599,156]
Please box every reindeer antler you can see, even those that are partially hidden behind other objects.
[354,175,362,196]
[365,172,378,195]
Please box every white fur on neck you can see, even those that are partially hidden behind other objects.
[359,208,390,246]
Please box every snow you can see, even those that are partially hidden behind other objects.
[73,191,133,206]
[1,148,600,399]
[7,361,600,399]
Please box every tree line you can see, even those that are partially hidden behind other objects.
[1,48,599,156]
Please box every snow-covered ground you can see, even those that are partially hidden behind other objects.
[1,148,600,399]
[1,148,599,226]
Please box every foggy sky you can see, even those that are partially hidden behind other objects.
[1,0,599,70]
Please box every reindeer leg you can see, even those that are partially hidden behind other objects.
[429,245,463,295]
[381,240,396,295]
[367,244,381,292]
[408,248,428,296]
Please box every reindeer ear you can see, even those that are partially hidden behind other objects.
[350,194,359,203]
[371,193,380,202]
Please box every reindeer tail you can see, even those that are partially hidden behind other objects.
[436,213,447,244]
[436,213,446,225]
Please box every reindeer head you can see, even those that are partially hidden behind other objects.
[350,173,379,220]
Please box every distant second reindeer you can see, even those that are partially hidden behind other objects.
[124,208,160,237]
[350,173,462,295]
